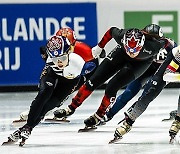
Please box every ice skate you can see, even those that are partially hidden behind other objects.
[12,119,26,123]
[53,106,75,119]
[44,107,74,123]
[162,110,177,121]
[109,135,123,144]
[12,110,29,126]
[78,114,101,132]
[109,120,132,144]
[2,130,21,146]
[44,116,70,123]
[78,125,97,132]
[169,118,180,144]
[19,126,32,147]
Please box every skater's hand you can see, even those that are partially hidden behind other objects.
[39,46,48,61]
[92,45,104,58]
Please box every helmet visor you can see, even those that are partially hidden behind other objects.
[51,54,68,63]
[51,54,69,69]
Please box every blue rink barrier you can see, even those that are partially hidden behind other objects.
[0,3,97,86]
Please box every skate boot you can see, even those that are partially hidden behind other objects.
[162,110,177,121]
[109,113,134,144]
[12,110,29,124]
[54,106,75,119]
[170,110,177,120]
[78,114,101,132]
[169,116,180,144]
[19,125,32,146]
[2,129,21,145]
[97,114,112,126]
[84,113,101,127]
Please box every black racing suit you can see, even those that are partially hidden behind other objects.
[69,27,172,118]
[106,38,176,119]
[126,45,179,123]
[25,57,98,129]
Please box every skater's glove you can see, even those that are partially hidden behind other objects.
[40,46,48,61]
[92,45,104,58]
[99,49,106,58]
[81,62,96,76]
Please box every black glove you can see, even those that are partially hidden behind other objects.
[99,49,106,58]
[40,46,48,61]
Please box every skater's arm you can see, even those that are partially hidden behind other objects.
[98,27,123,48]
[92,27,123,58]
[163,73,180,82]
[163,45,180,82]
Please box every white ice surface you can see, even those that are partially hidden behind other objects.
[0,89,180,154]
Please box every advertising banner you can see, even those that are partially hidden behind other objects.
[124,11,178,43]
[0,3,97,86]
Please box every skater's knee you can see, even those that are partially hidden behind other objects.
[85,80,96,91]
[120,89,136,103]
[39,86,54,97]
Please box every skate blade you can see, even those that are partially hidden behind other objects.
[44,117,70,123]
[19,138,26,147]
[12,119,26,123]
[12,119,26,127]
[162,118,173,122]
[169,136,176,144]
[78,126,97,132]
[2,140,15,146]
[2,142,14,146]
[169,139,175,144]
[109,136,122,144]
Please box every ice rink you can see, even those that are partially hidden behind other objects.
[0,89,180,154]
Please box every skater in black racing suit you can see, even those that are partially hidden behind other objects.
[110,45,180,144]
[58,24,174,129]
[4,35,99,146]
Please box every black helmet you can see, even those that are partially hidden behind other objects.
[142,24,164,38]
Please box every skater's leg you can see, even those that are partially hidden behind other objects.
[84,60,152,127]
[69,57,123,111]
[96,59,152,119]
[26,68,57,128]
[112,55,173,140]
[169,95,180,143]
[96,67,135,118]
[178,95,180,117]
[14,67,58,146]
[106,79,142,120]
[106,62,158,122]
[33,77,80,124]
